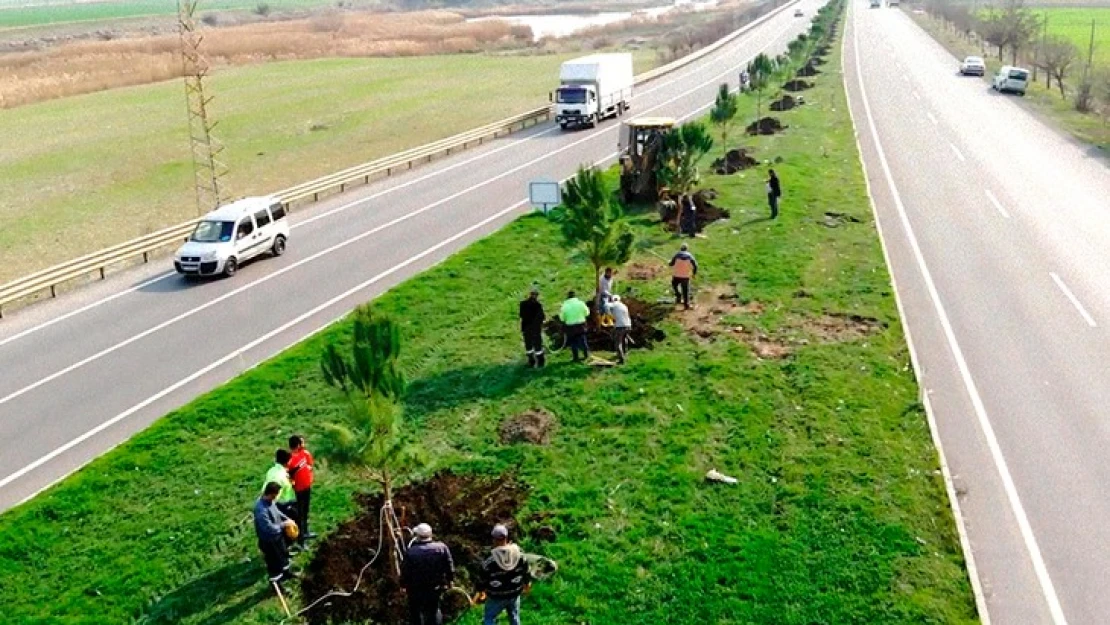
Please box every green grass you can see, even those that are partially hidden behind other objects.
[0,23,980,625]
[0,0,339,30]
[0,50,649,283]
[911,10,1110,151]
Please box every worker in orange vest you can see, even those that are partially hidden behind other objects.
[668,243,698,310]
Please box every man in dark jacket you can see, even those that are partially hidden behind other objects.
[519,287,546,368]
[479,524,531,625]
[254,482,296,585]
[767,169,782,219]
[401,523,455,625]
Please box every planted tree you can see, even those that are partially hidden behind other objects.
[747,53,776,123]
[710,83,739,158]
[319,306,424,578]
[656,121,714,231]
[558,166,635,311]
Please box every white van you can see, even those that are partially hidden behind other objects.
[174,196,289,277]
[992,66,1030,95]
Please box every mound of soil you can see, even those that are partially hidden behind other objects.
[659,189,732,232]
[769,95,798,111]
[300,471,528,625]
[783,79,814,92]
[544,296,668,352]
[625,262,662,281]
[746,117,787,136]
[711,148,757,174]
[796,62,820,77]
[500,409,556,445]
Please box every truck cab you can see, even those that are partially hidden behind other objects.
[554,84,598,126]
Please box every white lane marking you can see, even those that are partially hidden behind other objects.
[949,142,966,162]
[1049,272,1097,328]
[0,16,805,497]
[0,22,795,410]
[926,111,938,125]
[851,11,1068,625]
[985,189,1010,219]
[0,9,798,348]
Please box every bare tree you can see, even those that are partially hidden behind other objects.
[1036,36,1078,98]
[1096,69,1110,126]
[978,11,1008,61]
[1000,0,1040,66]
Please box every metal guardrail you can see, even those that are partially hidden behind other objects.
[0,0,800,318]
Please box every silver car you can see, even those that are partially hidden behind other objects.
[960,56,986,77]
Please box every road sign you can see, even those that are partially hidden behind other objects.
[529,179,561,214]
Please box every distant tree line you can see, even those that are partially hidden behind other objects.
[922,0,1110,119]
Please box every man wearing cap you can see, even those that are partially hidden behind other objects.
[478,524,532,625]
[519,287,546,368]
[609,295,632,364]
[254,481,296,585]
[401,523,455,625]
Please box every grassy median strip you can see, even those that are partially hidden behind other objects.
[0,21,979,625]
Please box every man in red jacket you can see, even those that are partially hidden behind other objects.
[287,434,316,548]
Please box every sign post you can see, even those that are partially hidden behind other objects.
[529,179,561,215]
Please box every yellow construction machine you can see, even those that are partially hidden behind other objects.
[618,117,675,204]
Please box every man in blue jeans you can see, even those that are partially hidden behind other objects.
[479,524,531,625]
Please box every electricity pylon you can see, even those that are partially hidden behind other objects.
[177,0,228,216]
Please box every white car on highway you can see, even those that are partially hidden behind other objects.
[992,65,1030,96]
[959,56,986,76]
[174,196,289,277]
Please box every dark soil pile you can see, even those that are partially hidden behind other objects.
[300,471,528,625]
[500,409,556,445]
[802,313,885,342]
[711,148,757,174]
[746,117,787,135]
[769,95,797,111]
[796,62,820,77]
[658,189,732,232]
[544,296,668,352]
[783,79,814,92]
[821,211,864,228]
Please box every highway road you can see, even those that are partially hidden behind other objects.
[0,0,822,511]
[846,4,1110,625]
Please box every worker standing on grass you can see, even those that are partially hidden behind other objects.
[669,243,698,310]
[263,449,299,542]
[767,168,782,219]
[255,482,297,585]
[609,295,632,365]
[287,435,316,548]
[559,290,590,363]
[401,523,455,625]
[478,524,532,625]
[519,287,546,369]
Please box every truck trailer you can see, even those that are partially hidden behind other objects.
[553,53,634,130]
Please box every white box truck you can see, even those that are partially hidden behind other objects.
[553,53,634,130]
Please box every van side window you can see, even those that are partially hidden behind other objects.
[271,203,286,221]
[237,218,254,239]
[254,209,271,228]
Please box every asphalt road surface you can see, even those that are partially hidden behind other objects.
[0,0,821,511]
[846,4,1110,624]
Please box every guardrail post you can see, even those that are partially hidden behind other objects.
[340,183,346,192]
[100,267,105,280]
[142,252,149,264]
[50,285,56,298]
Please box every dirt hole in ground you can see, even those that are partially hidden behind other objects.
[625,262,663,281]
[783,79,814,92]
[677,286,765,340]
[544,296,669,353]
[711,148,758,174]
[746,116,787,136]
[301,471,528,625]
[821,211,864,228]
[769,95,798,111]
[658,189,731,233]
[802,313,885,342]
[500,409,556,445]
